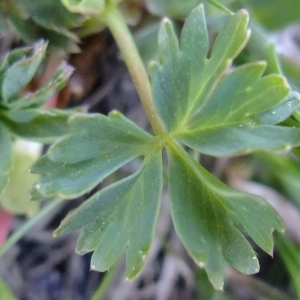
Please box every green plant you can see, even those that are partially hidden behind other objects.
[1,0,300,296]
[0,40,73,200]
[0,40,73,248]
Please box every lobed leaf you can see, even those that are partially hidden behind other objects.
[150,4,298,158]
[188,63,289,128]
[150,5,250,131]
[55,150,163,279]
[4,62,74,110]
[23,4,297,290]
[167,142,284,289]
[30,151,139,200]
[30,111,155,199]
[47,111,153,164]
[1,40,46,103]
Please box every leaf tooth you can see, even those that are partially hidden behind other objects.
[282,76,291,89]
[90,265,96,271]
[161,16,171,25]
[240,8,249,19]
[158,17,180,61]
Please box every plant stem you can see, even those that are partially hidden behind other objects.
[102,6,165,135]
[0,198,63,258]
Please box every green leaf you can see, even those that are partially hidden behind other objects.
[0,47,32,82]
[30,151,137,201]
[150,5,296,157]
[167,142,284,289]
[188,63,289,127]
[9,14,79,51]
[150,4,300,157]
[0,124,12,194]
[17,0,82,29]
[30,111,154,199]
[150,5,250,131]
[2,109,73,143]
[1,40,46,103]
[1,1,81,51]
[55,150,163,279]
[0,43,74,142]
[47,111,153,163]
[178,124,300,157]
[4,61,74,110]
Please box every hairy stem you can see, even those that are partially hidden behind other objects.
[102,6,165,135]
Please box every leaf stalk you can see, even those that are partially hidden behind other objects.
[102,7,165,135]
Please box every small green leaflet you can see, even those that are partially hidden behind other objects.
[30,111,154,200]
[167,142,283,289]
[1,41,46,103]
[0,42,73,110]
[150,5,250,131]
[55,150,163,280]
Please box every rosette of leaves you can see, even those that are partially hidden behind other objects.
[0,40,73,201]
[31,5,300,289]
